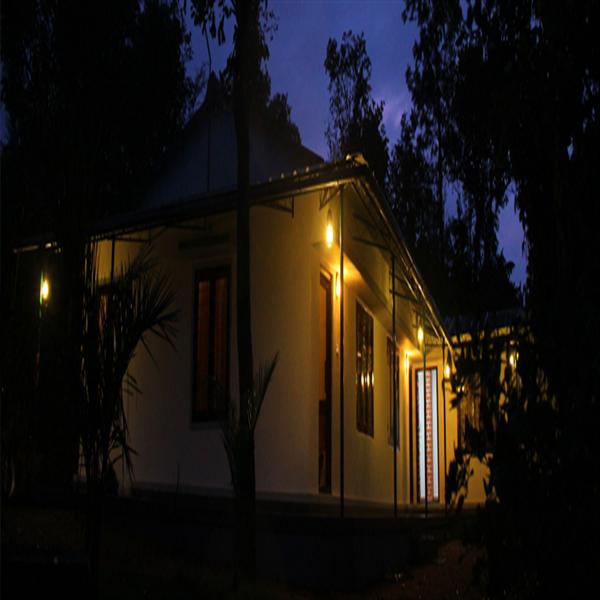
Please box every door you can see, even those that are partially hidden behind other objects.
[416,367,439,502]
[318,273,332,493]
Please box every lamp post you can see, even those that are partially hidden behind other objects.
[392,254,398,518]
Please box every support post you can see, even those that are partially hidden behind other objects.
[423,335,428,518]
[339,186,345,519]
[392,255,398,518]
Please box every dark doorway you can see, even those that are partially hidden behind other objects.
[318,272,332,494]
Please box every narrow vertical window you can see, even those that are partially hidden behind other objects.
[356,301,374,436]
[193,268,229,421]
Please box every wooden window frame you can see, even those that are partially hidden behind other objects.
[191,266,230,422]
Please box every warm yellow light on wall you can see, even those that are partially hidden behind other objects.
[405,351,411,373]
[335,272,341,297]
[417,325,424,346]
[444,362,451,380]
[40,275,50,305]
[509,352,518,368]
[326,209,334,248]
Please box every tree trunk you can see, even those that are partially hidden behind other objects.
[84,452,104,597]
[234,0,255,409]
[232,0,258,581]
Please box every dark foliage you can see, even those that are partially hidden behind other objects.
[193,1,301,146]
[405,0,600,596]
[324,30,389,190]
[0,0,197,585]
[393,0,518,318]
[1,0,199,234]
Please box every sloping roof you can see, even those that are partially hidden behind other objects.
[142,107,323,212]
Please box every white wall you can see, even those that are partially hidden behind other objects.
[95,187,458,507]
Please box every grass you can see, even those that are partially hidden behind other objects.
[2,502,485,599]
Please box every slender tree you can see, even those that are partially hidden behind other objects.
[191,0,284,579]
[324,30,389,190]
[388,111,451,311]
[396,0,517,317]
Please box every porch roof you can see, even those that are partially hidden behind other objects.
[88,154,452,353]
[15,153,453,352]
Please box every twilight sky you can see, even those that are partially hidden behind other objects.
[188,0,527,287]
[0,0,527,286]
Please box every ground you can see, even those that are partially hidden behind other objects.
[1,502,486,599]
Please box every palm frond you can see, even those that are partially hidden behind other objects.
[248,353,279,432]
[80,243,178,491]
[221,354,279,493]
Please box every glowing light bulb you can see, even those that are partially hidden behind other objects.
[326,209,334,248]
[40,275,50,304]
[444,362,451,380]
[417,326,424,346]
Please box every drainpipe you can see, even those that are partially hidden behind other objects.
[339,186,345,519]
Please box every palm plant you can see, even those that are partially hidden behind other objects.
[79,243,178,579]
[221,354,278,494]
[221,353,278,579]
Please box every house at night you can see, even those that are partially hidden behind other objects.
[32,101,488,511]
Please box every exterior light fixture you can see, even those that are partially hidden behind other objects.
[326,209,334,248]
[417,325,424,346]
[444,362,451,380]
[335,272,341,297]
[40,274,50,306]
[509,352,518,368]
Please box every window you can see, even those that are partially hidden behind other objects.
[387,337,399,446]
[356,301,374,436]
[192,267,229,421]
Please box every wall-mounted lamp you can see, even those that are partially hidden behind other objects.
[40,274,50,306]
[335,272,341,298]
[326,209,334,248]
[417,325,424,346]
[444,362,451,380]
[509,352,518,368]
